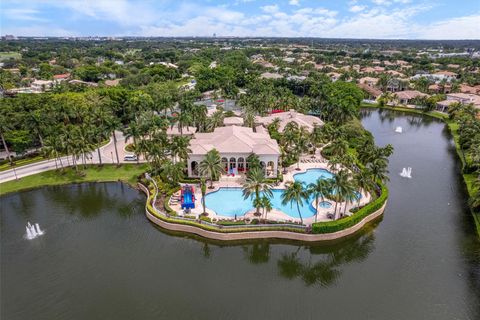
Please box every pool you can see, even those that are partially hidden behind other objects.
[205,169,338,218]
[205,188,317,219]
[293,168,334,185]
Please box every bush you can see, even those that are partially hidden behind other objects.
[311,183,388,234]
[200,216,212,223]
[217,220,247,226]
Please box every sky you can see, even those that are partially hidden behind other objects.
[1,0,479,39]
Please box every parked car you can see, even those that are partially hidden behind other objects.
[123,154,138,161]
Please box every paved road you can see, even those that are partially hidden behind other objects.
[0,131,143,183]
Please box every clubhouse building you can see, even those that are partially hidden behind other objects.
[187,125,281,178]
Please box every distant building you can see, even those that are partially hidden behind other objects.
[436,93,480,113]
[31,79,53,92]
[394,90,429,105]
[256,109,324,133]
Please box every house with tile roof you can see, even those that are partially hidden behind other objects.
[187,125,280,178]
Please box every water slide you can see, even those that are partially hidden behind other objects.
[181,185,195,209]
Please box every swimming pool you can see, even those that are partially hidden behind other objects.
[293,168,334,185]
[204,188,317,219]
[204,168,340,218]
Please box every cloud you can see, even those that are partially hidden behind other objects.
[261,5,279,13]
[349,5,366,12]
[3,8,46,21]
[289,0,300,6]
[416,13,480,39]
[1,0,478,39]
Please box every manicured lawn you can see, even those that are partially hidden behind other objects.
[361,103,449,120]
[0,51,21,61]
[0,156,47,172]
[0,164,148,196]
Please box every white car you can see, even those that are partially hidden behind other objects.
[123,154,138,161]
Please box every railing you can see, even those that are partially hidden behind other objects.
[144,174,307,232]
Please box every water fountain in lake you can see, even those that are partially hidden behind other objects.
[399,167,412,179]
[25,222,44,240]
[395,126,403,133]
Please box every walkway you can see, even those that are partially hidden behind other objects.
[0,131,143,183]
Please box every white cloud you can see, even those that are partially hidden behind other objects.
[2,0,478,40]
[349,5,366,12]
[289,0,300,6]
[261,4,279,13]
[416,13,480,39]
[3,8,46,21]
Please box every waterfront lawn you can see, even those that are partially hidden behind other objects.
[0,156,47,172]
[0,164,147,195]
[361,103,449,121]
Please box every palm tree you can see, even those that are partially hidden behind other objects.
[170,135,191,164]
[199,149,224,188]
[242,167,273,215]
[281,181,309,225]
[261,196,273,221]
[368,158,390,185]
[308,178,333,223]
[105,116,121,165]
[327,170,353,220]
[161,161,184,186]
[353,168,376,209]
[0,108,13,164]
[200,178,207,215]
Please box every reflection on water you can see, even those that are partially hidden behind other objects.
[2,108,480,320]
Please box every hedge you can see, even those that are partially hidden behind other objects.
[146,194,307,234]
[311,183,388,234]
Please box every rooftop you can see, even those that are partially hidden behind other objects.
[256,109,324,133]
[189,126,280,156]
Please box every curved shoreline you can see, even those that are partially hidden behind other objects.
[138,182,387,242]
[362,104,480,236]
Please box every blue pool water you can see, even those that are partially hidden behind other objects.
[204,168,344,218]
[293,168,334,185]
[204,188,316,219]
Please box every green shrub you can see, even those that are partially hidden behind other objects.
[199,216,212,223]
[311,183,388,234]
[217,220,247,226]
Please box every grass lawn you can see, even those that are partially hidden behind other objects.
[0,52,21,61]
[0,156,47,172]
[361,103,449,120]
[0,164,148,196]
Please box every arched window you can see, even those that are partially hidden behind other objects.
[267,161,275,176]
[237,157,245,172]
[260,161,266,171]
[229,157,236,170]
[191,161,199,176]
[221,157,228,171]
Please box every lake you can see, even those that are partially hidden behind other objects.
[1,108,479,319]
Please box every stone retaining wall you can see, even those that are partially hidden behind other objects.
[138,183,386,242]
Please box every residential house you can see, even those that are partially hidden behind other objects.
[187,125,280,177]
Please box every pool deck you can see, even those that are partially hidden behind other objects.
[169,154,371,226]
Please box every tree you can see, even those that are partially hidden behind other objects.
[260,196,273,221]
[368,158,390,184]
[353,168,376,209]
[308,178,333,223]
[104,116,121,165]
[0,106,13,163]
[199,149,224,188]
[242,167,273,216]
[326,170,354,220]
[281,181,309,225]
[161,160,184,187]
[170,135,191,164]
[200,178,207,215]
